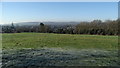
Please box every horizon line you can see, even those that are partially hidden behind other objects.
[1,19,118,25]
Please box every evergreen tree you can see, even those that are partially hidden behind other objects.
[11,22,16,33]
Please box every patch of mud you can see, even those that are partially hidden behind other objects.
[2,48,119,67]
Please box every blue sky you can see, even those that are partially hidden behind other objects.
[2,2,118,24]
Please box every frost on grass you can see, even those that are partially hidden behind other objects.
[2,48,119,67]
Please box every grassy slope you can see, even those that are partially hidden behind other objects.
[2,33,118,50]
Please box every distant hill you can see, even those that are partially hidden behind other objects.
[12,22,80,26]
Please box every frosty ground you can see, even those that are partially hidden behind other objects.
[2,48,119,67]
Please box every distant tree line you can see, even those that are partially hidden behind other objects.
[2,19,119,35]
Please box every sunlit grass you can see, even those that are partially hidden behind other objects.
[2,33,118,50]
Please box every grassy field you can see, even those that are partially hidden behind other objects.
[2,33,119,67]
[2,33,118,50]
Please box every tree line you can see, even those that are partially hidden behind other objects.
[2,19,119,35]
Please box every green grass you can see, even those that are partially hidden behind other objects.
[2,33,118,50]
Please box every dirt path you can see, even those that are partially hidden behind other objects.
[2,48,119,67]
